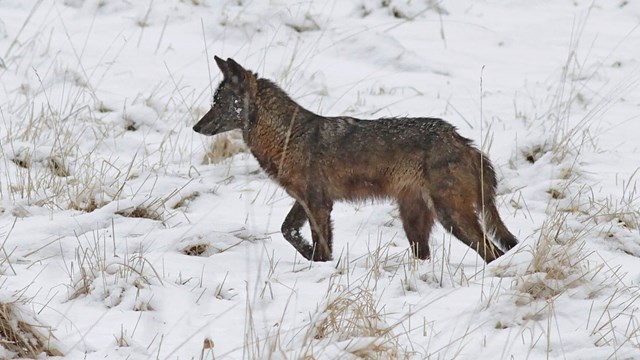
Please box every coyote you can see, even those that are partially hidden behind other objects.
[193,56,518,263]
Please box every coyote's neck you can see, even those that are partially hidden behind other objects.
[245,79,311,187]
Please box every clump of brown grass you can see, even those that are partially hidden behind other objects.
[116,205,163,221]
[515,211,594,304]
[67,239,162,307]
[305,282,399,359]
[46,156,69,177]
[10,157,29,169]
[172,191,200,210]
[116,198,166,222]
[202,132,246,165]
[0,300,63,358]
[10,153,69,177]
[522,144,549,164]
[69,197,105,213]
[182,242,210,256]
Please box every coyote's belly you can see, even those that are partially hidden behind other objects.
[325,159,426,200]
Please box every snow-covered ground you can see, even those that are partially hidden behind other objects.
[1,0,639,358]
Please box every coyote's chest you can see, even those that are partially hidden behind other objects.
[247,123,307,192]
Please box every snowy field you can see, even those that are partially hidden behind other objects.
[1,0,639,358]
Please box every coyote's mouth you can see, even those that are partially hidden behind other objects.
[192,119,219,136]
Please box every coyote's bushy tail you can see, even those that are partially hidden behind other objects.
[476,150,519,251]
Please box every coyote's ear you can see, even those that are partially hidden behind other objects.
[214,55,231,79]
[225,58,249,87]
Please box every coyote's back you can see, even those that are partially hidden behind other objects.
[309,116,474,200]
[193,56,518,263]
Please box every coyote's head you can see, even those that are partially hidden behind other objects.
[193,56,257,136]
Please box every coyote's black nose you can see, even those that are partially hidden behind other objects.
[193,123,202,133]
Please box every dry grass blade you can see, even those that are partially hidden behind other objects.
[515,209,592,303]
[306,282,399,359]
[0,301,63,358]
[202,132,246,165]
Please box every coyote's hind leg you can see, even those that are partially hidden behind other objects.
[432,193,504,263]
[398,194,434,260]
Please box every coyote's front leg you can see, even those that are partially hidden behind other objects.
[281,199,333,261]
[305,193,333,262]
[281,201,315,260]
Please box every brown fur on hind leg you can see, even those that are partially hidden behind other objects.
[431,193,503,263]
[398,194,434,260]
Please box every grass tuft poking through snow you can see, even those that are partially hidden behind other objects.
[202,132,247,165]
[0,295,63,358]
[309,282,399,359]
